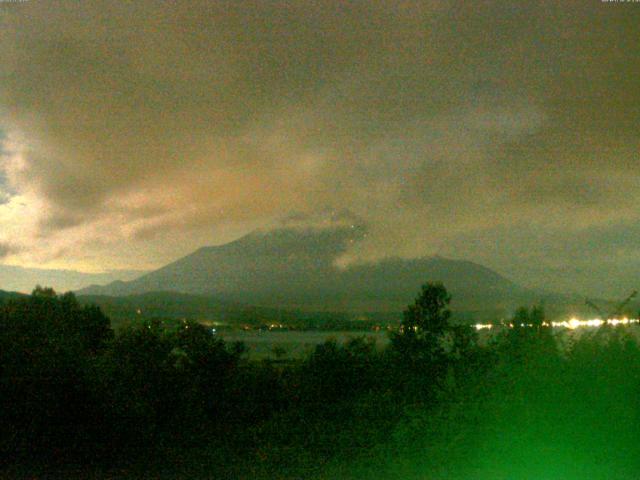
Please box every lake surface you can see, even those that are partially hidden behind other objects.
[219,324,640,358]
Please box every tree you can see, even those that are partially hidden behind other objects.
[391,282,452,374]
[512,306,529,329]
[503,304,557,369]
[530,304,545,328]
[32,285,56,298]
[400,282,452,340]
[510,304,546,334]
[0,287,114,459]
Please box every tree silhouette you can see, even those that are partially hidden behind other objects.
[391,282,452,378]
[530,304,545,328]
[512,306,529,328]
[399,282,451,339]
[0,287,114,459]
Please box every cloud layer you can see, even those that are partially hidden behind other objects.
[0,1,639,295]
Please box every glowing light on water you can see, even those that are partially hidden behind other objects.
[553,317,638,329]
[473,317,640,330]
[474,324,493,330]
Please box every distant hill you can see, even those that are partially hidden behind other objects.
[0,289,27,302]
[78,226,543,319]
[0,265,146,294]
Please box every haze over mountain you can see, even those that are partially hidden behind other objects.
[79,225,544,317]
[0,265,146,295]
[1,3,639,300]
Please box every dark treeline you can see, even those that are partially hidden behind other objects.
[2,284,640,479]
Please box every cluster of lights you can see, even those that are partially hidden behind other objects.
[473,317,640,331]
[474,324,494,330]
[553,317,639,329]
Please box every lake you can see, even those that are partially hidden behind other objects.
[219,324,640,359]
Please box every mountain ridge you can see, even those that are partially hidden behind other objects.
[0,264,147,294]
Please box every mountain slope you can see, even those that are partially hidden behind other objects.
[78,226,534,315]
[0,265,146,294]
[0,289,27,302]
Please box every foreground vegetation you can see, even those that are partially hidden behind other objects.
[2,285,640,479]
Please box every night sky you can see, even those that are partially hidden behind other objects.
[0,1,638,296]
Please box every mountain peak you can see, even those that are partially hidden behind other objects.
[77,225,527,315]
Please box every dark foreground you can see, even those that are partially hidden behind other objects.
[2,287,640,479]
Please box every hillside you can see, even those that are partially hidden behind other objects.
[0,289,27,302]
[0,264,146,294]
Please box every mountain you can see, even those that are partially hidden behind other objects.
[0,265,147,294]
[78,226,539,318]
[0,289,27,302]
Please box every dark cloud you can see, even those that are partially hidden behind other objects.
[0,1,639,295]
[0,241,18,259]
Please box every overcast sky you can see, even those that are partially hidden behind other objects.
[0,1,639,296]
